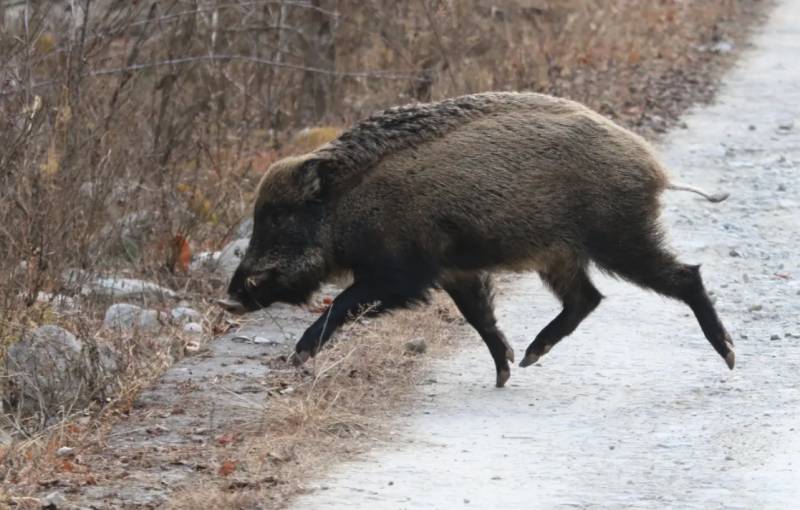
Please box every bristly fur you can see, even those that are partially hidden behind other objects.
[314,92,595,185]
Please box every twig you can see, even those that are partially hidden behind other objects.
[420,0,458,91]
[0,54,427,98]
[126,0,339,30]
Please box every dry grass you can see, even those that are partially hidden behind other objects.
[163,294,462,509]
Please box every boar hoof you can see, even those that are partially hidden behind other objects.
[519,352,540,368]
[290,350,311,367]
[725,350,735,370]
[496,369,510,388]
[505,348,515,363]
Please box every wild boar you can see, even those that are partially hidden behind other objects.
[219,92,734,388]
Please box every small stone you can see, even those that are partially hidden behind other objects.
[729,249,741,258]
[42,490,67,509]
[770,334,780,341]
[218,238,250,278]
[190,251,221,272]
[253,336,278,345]
[183,322,203,334]
[185,340,201,354]
[778,121,794,131]
[171,306,201,323]
[748,124,756,131]
[104,303,161,331]
[748,304,763,312]
[710,40,734,53]
[56,446,75,457]
[404,338,427,354]
[778,183,786,192]
[236,217,254,238]
[0,429,13,447]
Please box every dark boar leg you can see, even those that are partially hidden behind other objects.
[520,266,603,367]
[589,230,735,369]
[291,276,431,365]
[441,273,514,388]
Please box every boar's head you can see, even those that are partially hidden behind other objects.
[221,155,332,313]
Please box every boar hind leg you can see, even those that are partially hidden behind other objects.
[292,276,431,365]
[442,273,514,388]
[520,265,602,368]
[591,228,735,369]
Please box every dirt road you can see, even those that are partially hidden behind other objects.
[291,2,800,508]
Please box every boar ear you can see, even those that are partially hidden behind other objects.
[295,158,331,202]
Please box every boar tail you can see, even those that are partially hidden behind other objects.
[667,182,729,203]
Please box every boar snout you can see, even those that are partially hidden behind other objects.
[222,264,270,313]
[216,298,248,314]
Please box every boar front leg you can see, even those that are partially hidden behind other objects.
[441,273,514,388]
[291,275,431,366]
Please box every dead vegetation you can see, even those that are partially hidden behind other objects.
[0,0,765,505]
[162,297,460,509]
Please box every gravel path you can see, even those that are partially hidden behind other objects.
[291,2,800,508]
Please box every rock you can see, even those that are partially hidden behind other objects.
[104,303,161,331]
[84,277,176,301]
[218,238,250,277]
[189,250,222,272]
[404,338,427,354]
[0,428,12,447]
[770,334,781,341]
[56,446,75,457]
[729,248,741,258]
[42,491,67,509]
[748,124,756,131]
[236,217,254,238]
[36,292,77,312]
[183,322,203,334]
[778,121,794,132]
[170,306,201,323]
[5,326,84,415]
[748,304,763,312]
[185,340,201,354]
[710,40,734,54]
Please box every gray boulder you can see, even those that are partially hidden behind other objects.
[5,325,85,415]
[170,306,201,324]
[104,303,161,331]
[217,238,250,278]
[85,277,176,301]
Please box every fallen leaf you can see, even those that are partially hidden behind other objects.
[216,434,236,446]
[57,459,76,473]
[173,234,192,273]
[218,460,237,477]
